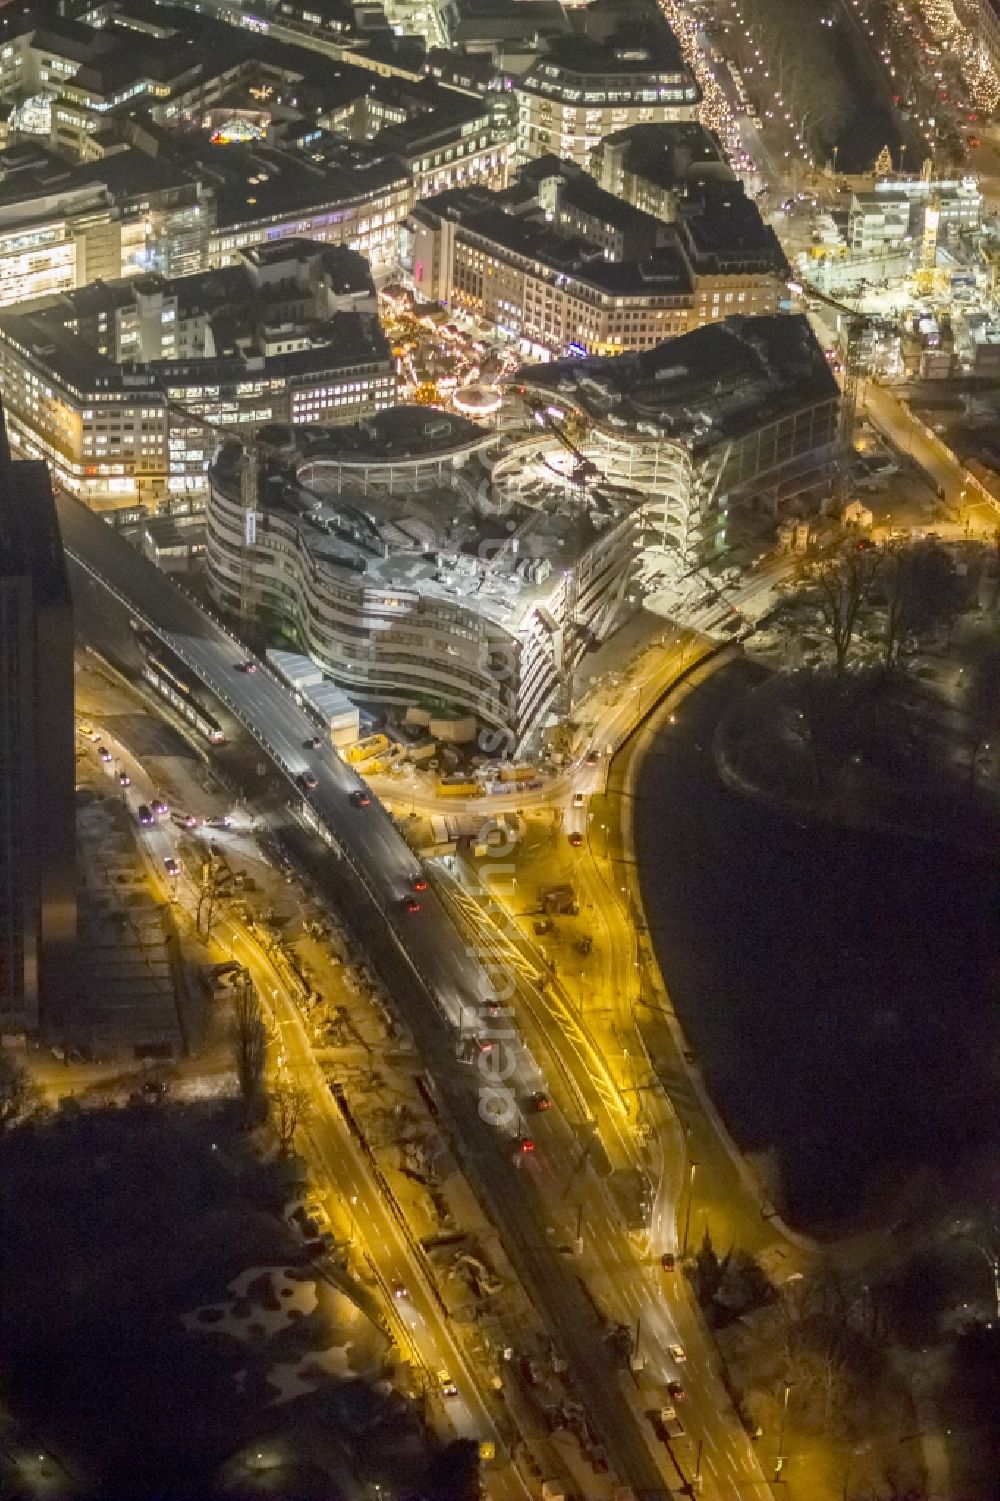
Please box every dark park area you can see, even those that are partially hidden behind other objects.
[634,659,1000,1233]
[0,1095,457,1501]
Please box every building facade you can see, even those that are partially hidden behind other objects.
[0,143,214,309]
[204,407,642,746]
[0,407,75,1036]
[401,166,785,357]
[511,316,840,565]
[848,179,983,257]
[0,240,395,510]
[515,19,699,170]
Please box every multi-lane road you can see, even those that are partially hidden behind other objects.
[79,716,533,1496]
[58,493,685,1498]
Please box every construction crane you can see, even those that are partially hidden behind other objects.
[517,389,599,486]
[479,500,545,584]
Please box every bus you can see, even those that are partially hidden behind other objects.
[133,628,225,745]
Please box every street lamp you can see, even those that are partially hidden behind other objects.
[681,1160,698,1254]
[776,1380,793,1478]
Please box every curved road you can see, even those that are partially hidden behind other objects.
[57,493,676,1500]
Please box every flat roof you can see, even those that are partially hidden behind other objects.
[0,143,195,217]
[211,413,640,630]
[414,186,693,297]
[0,247,389,394]
[513,315,838,455]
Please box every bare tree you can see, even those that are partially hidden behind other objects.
[0,1052,35,1133]
[230,971,268,1120]
[807,545,882,676]
[270,1082,311,1154]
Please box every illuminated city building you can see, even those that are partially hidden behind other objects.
[515,8,700,170]
[512,315,839,566]
[402,160,786,357]
[590,121,735,219]
[0,240,394,510]
[204,405,643,747]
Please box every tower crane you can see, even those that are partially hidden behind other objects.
[516,389,598,485]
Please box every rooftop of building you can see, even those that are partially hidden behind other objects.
[512,315,838,454]
[211,407,639,628]
[600,121,732,190]
[424,46,503,91]
[0,141,198,217]
[533,23,684,76]
[413,183,693,297]
[0,411,70,607]
[852,180,982,209]
[186,136,410,230]
[449,0,572,45]
[515,153,668,236]
[519,6,696,88]
[679,181,787,271]
[0,241,389,395]
[281,402,488,461]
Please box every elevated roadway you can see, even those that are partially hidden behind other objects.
[57,493,676,1501]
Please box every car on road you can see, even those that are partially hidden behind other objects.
[572,791,585,808]
[304,735,322,749]
[172,811,198,829]
[163,856,180,877]
[568,831,583,847]
[513,1134,535,1158]
[666,1379,686,1400]
[203,814,232,829]
[584,750,599,765]
[118,770,131,787]
[649,1406,684,1443]
[411,874,428,892]
[669,1343,686,1362]
[151,799,169,818]
[98,745,112,762]
[660,1252,675,1272]
[527,1091,552,1112]
[236,660,258,673]
[79,722,99,741]
[437,1369,458,1397]
[137,804,153,826]
[349,789,371,807]
[141,1079,167,1097]
[392,1282,408,1300]
[298,772,318,791]
[401,895,421,914]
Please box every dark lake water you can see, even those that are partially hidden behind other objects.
[633,661,1000,1232]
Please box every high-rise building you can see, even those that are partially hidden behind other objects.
[515,6,700,170]
[0,406,75,1037]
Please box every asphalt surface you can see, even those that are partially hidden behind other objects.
[57,493,676,1500]
[73,692,535,1498]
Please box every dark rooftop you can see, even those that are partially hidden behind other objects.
[415,184,693,297]
[680,183,787,275]
[600,121,733,192]
[0,143,196,212]
[0,414,71,610]
[512,315,838,453]
[0,244,389,395]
